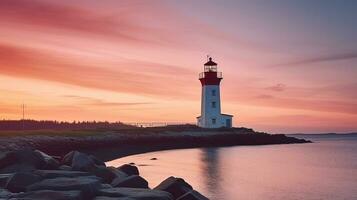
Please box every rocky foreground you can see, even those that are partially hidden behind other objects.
[0,149,207,200]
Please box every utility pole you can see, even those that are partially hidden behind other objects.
[22,103,25,130]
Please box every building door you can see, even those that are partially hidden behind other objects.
[226,119,231,128]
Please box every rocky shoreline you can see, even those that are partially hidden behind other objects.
[0,127,310,161]
[0,149,207,200]
[0,128,311,199]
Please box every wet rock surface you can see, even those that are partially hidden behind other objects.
[12,190,83,200]
[27,176,101,199]
[154,176,194,199]
[0,150,209,200]
[33,170,90,179]
[111,175,149,189]
[97,188,173,200]
[176,190,209,200]
[5,172,42,192]
[116,164,139,176]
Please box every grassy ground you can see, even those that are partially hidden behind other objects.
[0,125,249,137]
[0,129,109,137]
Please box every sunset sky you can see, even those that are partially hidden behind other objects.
[0,0,356,133]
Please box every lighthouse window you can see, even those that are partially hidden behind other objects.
[212,118,216,124]
[212,90,216,96]
[212,101,216,108]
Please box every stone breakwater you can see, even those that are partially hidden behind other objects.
[0,128,311,159]
[0,149,208,200]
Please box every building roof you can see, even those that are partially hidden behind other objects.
[221,114,234,117]
[204,57,217,66]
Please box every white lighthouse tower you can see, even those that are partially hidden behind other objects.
[197,57,233,128]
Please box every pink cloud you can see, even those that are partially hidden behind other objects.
[265,83,286,92]
[0,42,196,99]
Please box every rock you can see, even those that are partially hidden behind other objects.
[71,152,96,171]
[5,172,42,193]
[62,151,104,171]
[92,166,128,185]
[0,163,37,174]
[89,166,118,184]
[34,170,90,179]
[0,174,11,188]
[0,150,46,173]
[61,151,76,166]
[98,188,173,200]
[0,188,12,199]
[154,177,193,199]
[100,183,113,189]
[59,165,72,171]
[150,158,158,160]
[117,164,139,176]
[0,151,16,169]
[89,155,106,167]
[27,176,102,199]
[177,190,209,200]
[13,190,83,200]
[34,150,60,170]
[108,167,128,179]
[94,197,135,200]
[111,175,148,189]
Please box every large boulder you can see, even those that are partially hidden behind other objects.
[108,167,129,179]
[154,177,193,199]
[97,188,173,200]
[111,175,148,189]
[89,166,119,184]
[27,176,102,199]
[5,172,42,193]
[13,190,83,200]
[61,151,77,166]
[61,151,105,171]
[0,150,46,173]
[71,152,97,171]
[0,163,37,174]
[0,151,16,169]
[90,166,128,184]
[0,174,11,188]
[177,190,209,200]
[34,150,60,170]
[117,164,139,176]
[34,170,90,179]
[89,155,106,167]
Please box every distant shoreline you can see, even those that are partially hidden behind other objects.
[0,126,310,161]
[289,132,357,136]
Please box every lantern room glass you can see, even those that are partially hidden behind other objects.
[204,65,217,72]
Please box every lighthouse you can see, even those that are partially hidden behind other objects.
[197,57,233,128]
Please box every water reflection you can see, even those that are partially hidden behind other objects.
[106,135,357,200]
[200,148,223,199]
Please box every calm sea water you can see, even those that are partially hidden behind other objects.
[106,135,357,200]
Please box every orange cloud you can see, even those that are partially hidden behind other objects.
[62,95,152,107]
[0,42,196,99]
